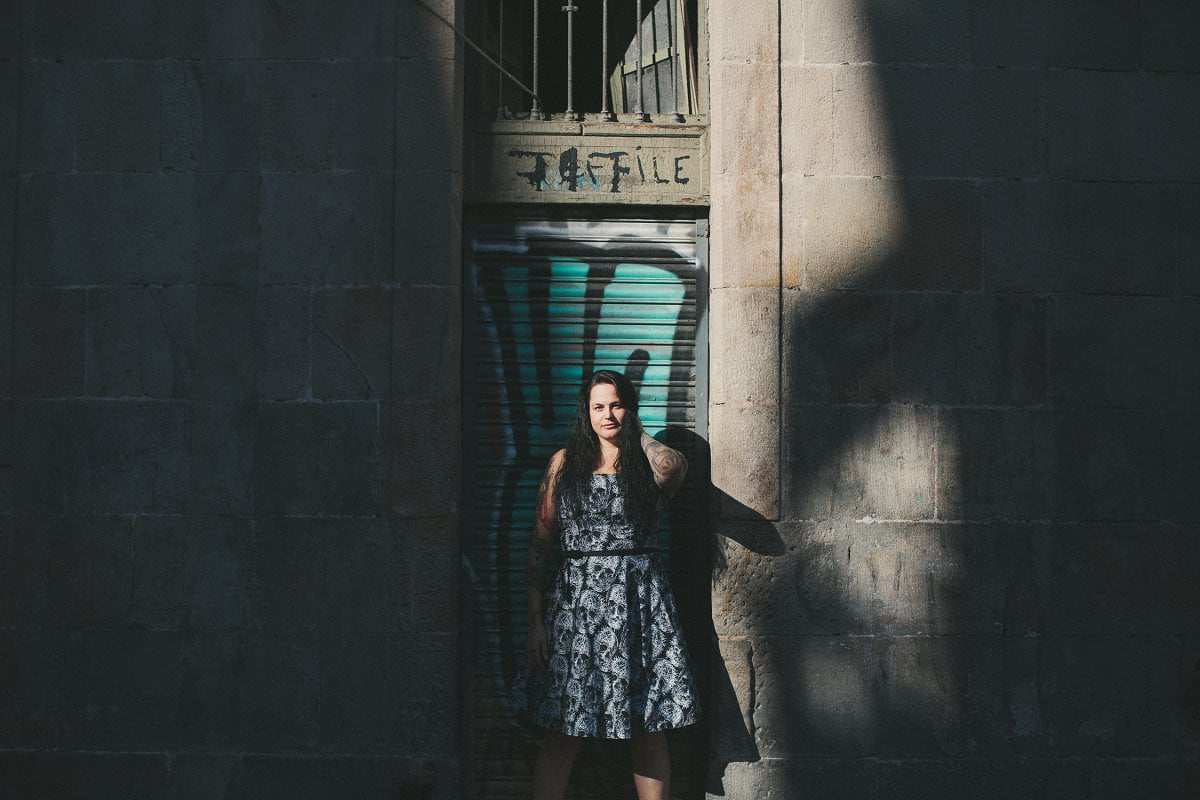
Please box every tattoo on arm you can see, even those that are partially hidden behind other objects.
[640,432,689,497]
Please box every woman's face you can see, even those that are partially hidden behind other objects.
[588,382,627,443]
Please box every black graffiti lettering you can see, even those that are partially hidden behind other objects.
[588,152,631,193]
[674,155,691,185]
[509,149,555,190]
[651,156,670,185]
[636,154,646,182]
[558,147,582,191]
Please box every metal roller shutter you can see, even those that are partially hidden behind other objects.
[463,216,708,799]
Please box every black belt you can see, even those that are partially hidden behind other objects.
[561,547,658,558]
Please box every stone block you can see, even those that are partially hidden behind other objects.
[383,401,460,516]
[196,173,261,287]
[0,0,15,60]
[1051,408,1174,522]
[892,293,1047,406]
[255,287,310,401]
[0,751,171,798]
[1047,71,1200,182]
[192,287,255,402]
[20,173,198,286]
[162,60,260,171]
[0,62,14,172]
[1036,634,1182,756]
[710,287,779,407]
[397,59,461,175]
[225,755,459,800]
[254,402,381,515]
[871,758,1092,799]
[780,65,833,179]
[829,404,937,519]
[794,522,1034,636]
[332,61,394,171]
[237,630,320,749]
[1180,187,1200,296]
[14,288,85,396]
[405,516,458,632]
[803,0,969,65]
[249,515,408,633]
[323,518,406,632]
[751,634,1008,758]
[131,515,251,632]
[1033,524,1193,638]
[1049,296,1177,410]
[189,401,254,514]
[970,0,1049,67]
[86,287,196,399]
[1092,758,1200,799]
[257,0,395,59]
[1139,0,1200,71]
[75,62,164,171]
[937,408,1057,521]
[794,176,980,290]
[983,180,1177,295]
[15,400,191,513]
[260,172,392,285]
[709,0,778,64]
[710,172,780,289]
[1180,298,1200,411]
[710,61,778,178]
[317,629,406,750]
[7,514,132,628]
[1046,0,1139,69]
[783,290,891,405]
[174,634,241,746]
[26,0,204,59]
[834,66,1042,178]
[0,176,12,287]
[391,286,460,403]
[312,288,391,400]
[249,517,327,632]
[395,169,461,286]
[260,61,333,171]
[780,402,836,519]
[52,629,184,749]
[713,758,880,800]
[398,0,457,59]
[711,403,779,520]
[399,631,457,754]
[164,753,240,800]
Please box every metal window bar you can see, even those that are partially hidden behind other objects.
[531,0,542,117]
[564,3,577,118]
[496,0,505,118]
[635,0,644,118]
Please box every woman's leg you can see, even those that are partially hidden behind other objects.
[630,730,670,800]
[531,730,584,800]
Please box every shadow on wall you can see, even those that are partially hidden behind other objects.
[711,2,1199,798]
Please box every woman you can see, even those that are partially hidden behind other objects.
[519,369,700,800]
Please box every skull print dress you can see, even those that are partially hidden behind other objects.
[511,472,701,739]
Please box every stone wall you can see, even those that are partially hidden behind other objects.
[1,2,463,797]
[708,1,1199,797]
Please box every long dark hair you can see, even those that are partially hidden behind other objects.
[555,370,660,530]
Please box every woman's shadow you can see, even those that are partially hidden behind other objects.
[657,426,777,799]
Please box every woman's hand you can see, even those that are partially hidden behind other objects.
[526,619,549,672]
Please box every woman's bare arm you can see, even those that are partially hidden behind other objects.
[640,431,688,498]
[526,448,565,624]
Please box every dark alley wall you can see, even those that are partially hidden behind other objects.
[1,2,463,797]
[707,1,1199,797]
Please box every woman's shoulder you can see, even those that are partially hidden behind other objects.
[548,448,567,470]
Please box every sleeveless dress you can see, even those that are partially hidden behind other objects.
[511,472,701,740]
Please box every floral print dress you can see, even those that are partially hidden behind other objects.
[512,472,700,739]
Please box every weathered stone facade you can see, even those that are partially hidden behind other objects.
[3,1,1199,799]
[2,1,463,797]
[706,1,1199,797]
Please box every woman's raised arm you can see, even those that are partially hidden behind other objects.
[639,431,688,498]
